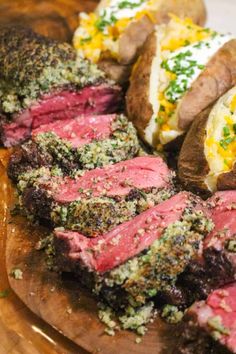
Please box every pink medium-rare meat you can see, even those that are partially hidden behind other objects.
[177,283,236,354]
[0,26,124,147]
[32,114,115,148]
[21,156,174,235]
[54,192,191,273]
[53,156,171,202]
[1,85,122,147]
[204,191,236,255]
[53,191,213,310]
[8,114,139,182]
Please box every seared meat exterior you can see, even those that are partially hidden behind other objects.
[53,192,213,309]
[0,26,122,146]
[20,157,174,236]
[176,283,236,354]
[157,191,236,308]
[8,114,139,182]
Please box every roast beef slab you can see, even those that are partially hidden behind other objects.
[53,192,213,309]
[177,283,236,354]
[0,26,122,146]
[8,114,139,182]
[21,156,174,236]
[159,191,236,308]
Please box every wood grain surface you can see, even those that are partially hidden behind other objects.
[0,151,88,354]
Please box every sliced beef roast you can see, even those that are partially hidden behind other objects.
[0,26,122,146]
[177,283,236,354]
[8,114,139,182]
[158,191,236,308]
[53,192,213,309]
[20,156,174,236]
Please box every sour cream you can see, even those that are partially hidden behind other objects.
[98,0,148,33]
[145,32,234,147]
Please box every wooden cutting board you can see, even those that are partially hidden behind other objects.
[0,151,88,354]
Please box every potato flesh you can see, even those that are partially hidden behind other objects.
[204,87,236,191]
[145,30,163,145]
[144,17,233,148]
[73,0,158,63]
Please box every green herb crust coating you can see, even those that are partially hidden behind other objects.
[55,210,213,309]
[93,209,213,308]
[0,26,104,114]
[51,188,172,236]
[8,115,140,182]
[19,172,173,236]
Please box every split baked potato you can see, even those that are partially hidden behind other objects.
[178,86,236,193]
[73,0,207,83]
[126,16,236,151]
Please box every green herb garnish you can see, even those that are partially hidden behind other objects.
[0,289,9,298]
[118,0,144,9]
[223,126,230,137]
[155,117,164,124]
[80,36,92,45]
[220,137,234,150]
[233,124,236,134]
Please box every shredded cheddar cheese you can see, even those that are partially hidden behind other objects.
[73,0,158,63]
[204,87,236,191]
[230,94,236,113]
[155,16,214,137]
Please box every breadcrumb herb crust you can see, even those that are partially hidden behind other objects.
[8,115,140,182]
[0,26,104,114]
[93,209,213,308]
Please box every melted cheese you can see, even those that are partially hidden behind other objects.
[73,0,159,63]
[144,16,233,149]
[204,87,236,192]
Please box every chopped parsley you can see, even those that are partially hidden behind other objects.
[118,0,145,9]
[223,126,230,137]
[80,36,92,45]
[0,289,9,298]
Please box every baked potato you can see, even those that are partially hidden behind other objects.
[178,86,236,193]
[126,16,236,151]
[73,0,207,83]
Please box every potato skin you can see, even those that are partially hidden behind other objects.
[98,0,207,83]
[178,107,211,193]
[178,39,236,131]
[178,103,236,194]
[126,32,156,140]
[217,163,236,190]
